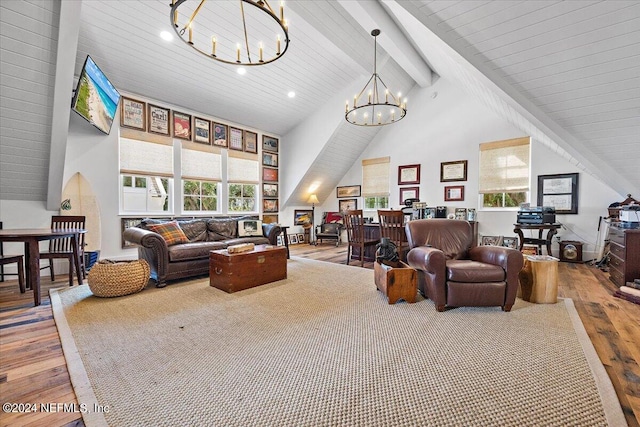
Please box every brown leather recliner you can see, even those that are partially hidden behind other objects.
[405,219,524,312]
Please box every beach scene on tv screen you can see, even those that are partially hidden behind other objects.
[73,56,120,134]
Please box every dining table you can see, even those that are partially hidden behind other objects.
[0,228,86,306]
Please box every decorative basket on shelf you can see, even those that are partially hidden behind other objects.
[87,259,150,298]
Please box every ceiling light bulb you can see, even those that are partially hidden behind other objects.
[160,31,173,41]
[287,91,295,98]
[237,67,247,75]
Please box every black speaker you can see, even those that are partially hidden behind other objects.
[560,241,583,263]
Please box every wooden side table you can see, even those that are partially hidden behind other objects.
[518,255,559,304]
[374,261,417,304]
[513,223,562,255]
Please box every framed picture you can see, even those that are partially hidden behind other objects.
[148,104,170,135]
[336,185,361,198]
[262,214,278,224]
[338,198,357,212]
[212,122,228,147]
[229,126,243,151]
[399,187,420,203]
[444,185,465,201]
[263,183,278,198]
[193,117,210,144]
[263,152,278,167]
[398,164,421,185]
[454,208,467,220]
[120,97,146,130]
[482,235,503,246]
[263,199,279,213]
[502,237,519,249]
[263,167,278,182]
[440,160,468,182]
[537,173,579,214]
[289,234,299,244]
[244,130,258,153]
[297,233,305,243]
[276,235,284,246]
[263,135,278,152]
[173,111,192,140]
[294,210,313,226]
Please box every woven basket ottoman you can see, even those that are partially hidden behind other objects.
[88,259,150,297]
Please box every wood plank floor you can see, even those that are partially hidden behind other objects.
[0,245,638,427]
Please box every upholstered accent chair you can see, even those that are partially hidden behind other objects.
[315,212,344,246]
[405,219,524,312]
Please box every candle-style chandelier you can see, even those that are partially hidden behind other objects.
[169,0,290,66]
[346,29,407,126]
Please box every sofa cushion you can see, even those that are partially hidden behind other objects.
[238,220,263,237]
[224,237,269,246]
[178,219,208,242]
[168,241,227,262]
[147,220,189,246]
[446,260,505,283]
[207,218,238,241]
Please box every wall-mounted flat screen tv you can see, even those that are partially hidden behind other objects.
[71,55,120,135]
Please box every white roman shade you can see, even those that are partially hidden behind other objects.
[181,142,221,181]
[119,137,173,177]
[362,156,390,197]
[479,137,530,193]
[228,151,259,183]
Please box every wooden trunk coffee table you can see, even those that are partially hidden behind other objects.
[209,245,287,293]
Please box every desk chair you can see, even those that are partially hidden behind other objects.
[0,222,25,292]
[378,210,410,262]
[40,216,86,285]
[343,210,378,267]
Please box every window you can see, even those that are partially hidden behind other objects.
[228,152,259,213]
[181,142,221,214]
[119,138,173,214]
[184,180,219,212]
[479,137,530,209]
[362,157,390,220]
[228,183,257,212]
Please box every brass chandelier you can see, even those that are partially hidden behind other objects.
[169,0,290,66]
[346,29,407,126]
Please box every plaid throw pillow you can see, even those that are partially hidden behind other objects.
[147,220,189,246]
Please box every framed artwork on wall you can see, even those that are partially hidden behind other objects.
[120,97,146,130]
[212,123,228,147]
[229,126,244,151]
[262,167,278,182]
[294,210,313,226]
[263,199,279,213]
[262,152,278,167]
[148,104,170,135]
[193,117,211,144]
[398,164,421,185]
[444,185,465,201]
[263,135,278,152]
[440,160,467,182]
[537,173,579,214]
[262,214,279,224]
[263,183,278,198]
[336,185,361,198]
[173,111,192,140]
[338,198,357,212]
[399,187,420,203]
[244,131,258,153]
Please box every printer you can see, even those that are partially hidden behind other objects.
[517,206,556,224]
[620,205,640,223]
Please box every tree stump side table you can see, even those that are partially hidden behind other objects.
[518,255,559,304]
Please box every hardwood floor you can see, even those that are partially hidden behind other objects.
[0,245,638,427]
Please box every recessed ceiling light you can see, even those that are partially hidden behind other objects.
[287,91,296,98]
[237,67,247,75]
[160,31,173,42]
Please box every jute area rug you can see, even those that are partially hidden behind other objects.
[51,257,626,427]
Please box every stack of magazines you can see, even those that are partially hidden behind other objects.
[613,279,640,305]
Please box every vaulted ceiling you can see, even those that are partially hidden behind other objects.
[1,0,638,203]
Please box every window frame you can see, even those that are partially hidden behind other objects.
[227,182,259,213]
[182,179,220,214]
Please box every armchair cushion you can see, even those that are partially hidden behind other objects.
[146,220,189,246]
[446,260,505,283]
[318,223,341,235]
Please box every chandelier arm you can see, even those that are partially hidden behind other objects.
[240,0,252,63]
[182,0,206,33]
[355,74,376,103]
[262,0,276,16]
[375,76,400,105]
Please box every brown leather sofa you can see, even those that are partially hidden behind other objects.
[123,216,281,287]
[405,219,524,312]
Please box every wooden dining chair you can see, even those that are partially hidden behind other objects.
[343,210,378,267]
[378,210,410,262]
[0,222,26,292]
[40,216,86,285]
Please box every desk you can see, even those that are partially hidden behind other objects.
[0,228,86,306]
[513,223,561,255]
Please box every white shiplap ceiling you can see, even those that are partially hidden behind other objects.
[1,0,638,203]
